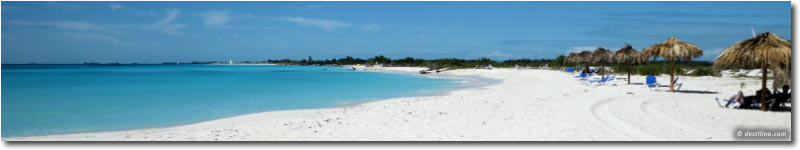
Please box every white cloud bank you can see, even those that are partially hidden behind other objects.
[154,9,186,35]
[9,20,106,31]
[199,11,231,28]
[279,17,350,31]
[361,24,383,32]
[109,3,123,12]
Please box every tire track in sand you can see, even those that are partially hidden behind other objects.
[590,94,718,141]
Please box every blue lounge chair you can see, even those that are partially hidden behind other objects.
[574,73,589,79]
[715,96,743,109]
[566,67,575,73]
[600,75,617,85]
[584,75,614,86]
[645,75,659,91]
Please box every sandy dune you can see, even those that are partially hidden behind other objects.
[5,68,790,141]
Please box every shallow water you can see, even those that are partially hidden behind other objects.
[1,64,465,137]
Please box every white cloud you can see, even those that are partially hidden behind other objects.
[568,46,600,53]
[159,9,180,25]
[51,22,105,31]
[110,3,123,12]
[154,9,186,35]
[361,24,383,32]
[279,17,350,31]
[199,11,232,28]
[60,32,138,46]
[10,20,106,31]
[9,9,184,36]
[61,32,119,42]
[472,51,514,60]
[700,48,727,60]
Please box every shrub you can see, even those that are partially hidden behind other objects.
[612,65,628,74]
[689,67,716,76]
[636,64,663,76]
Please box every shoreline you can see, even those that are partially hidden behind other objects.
[308,67,499,113]
[4,68,790,141]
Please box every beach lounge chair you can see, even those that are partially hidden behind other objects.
[672,76,684,91]
[574,73,589,79]
[714,95,769,109]
[582,76,602,85]
[600,75,617,85]
[584,75,614,86]
[715,96,744,109]
[645,75,659,91]
[769,87,791,110]
[566,67,575,73]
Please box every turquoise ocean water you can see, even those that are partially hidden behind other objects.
[1,64,466,137]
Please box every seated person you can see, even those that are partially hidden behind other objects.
[726,91,746,108]
[768,85,791,110]
[727,89,772,109]
[775,85,791,101]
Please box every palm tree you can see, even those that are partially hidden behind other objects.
[713,32,791,111]
[592,48,612,78]
[612,44,647,84]
[642,36,703,92]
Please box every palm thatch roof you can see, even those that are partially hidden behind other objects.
[642,36,703,61]
[713,32,791,69]
[576,51,593,64]
[591,47,612,64]
[612,44,647,65]
[564,52,578,64]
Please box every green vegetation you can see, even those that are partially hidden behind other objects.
[635,64,664,76]
[688,67,717,76]
[266,55,571,70]
[264,55,717,76]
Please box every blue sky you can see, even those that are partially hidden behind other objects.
[1,1,791,63]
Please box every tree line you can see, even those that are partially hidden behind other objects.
[265,55,715,76]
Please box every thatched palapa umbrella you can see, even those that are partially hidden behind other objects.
[576,51,593,73]
[564,52,578,71]
[713,32,791,111]
[642,36,703,93]
[592,48,612,78]
[612,44,647,84]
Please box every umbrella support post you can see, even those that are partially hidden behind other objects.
[627,64,631,84]
[761,55,767,112]
[670,58,675,93]
[601,64,605,79]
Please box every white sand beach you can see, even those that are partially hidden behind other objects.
[4,67,791,141]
